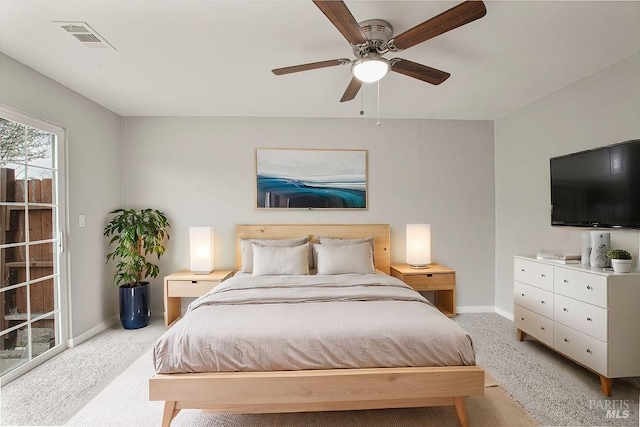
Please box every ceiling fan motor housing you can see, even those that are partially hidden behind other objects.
[354,19,393,58]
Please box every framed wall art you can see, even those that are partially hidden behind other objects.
[255,148,368,209]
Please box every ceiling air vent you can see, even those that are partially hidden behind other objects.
[53,21,116,50]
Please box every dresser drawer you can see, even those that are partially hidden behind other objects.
[554,294,608,342]
[514,305,554,347]
[514,258,553,291]
[514,281,554,318]
[167,280,220,297]
[402,273,454,290]
[554,322,608,375]
[553,268,607,308]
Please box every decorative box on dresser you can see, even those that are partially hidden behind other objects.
[513,255,640,396]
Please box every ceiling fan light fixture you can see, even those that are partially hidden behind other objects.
[352,57,390,83]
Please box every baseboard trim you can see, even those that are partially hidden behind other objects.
[456,306,496,313]
[455,306,515,321]
[67,314,119,348]
[494,307,514,321]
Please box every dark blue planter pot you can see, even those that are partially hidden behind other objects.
[119,282,150,329]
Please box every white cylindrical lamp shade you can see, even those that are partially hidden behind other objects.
[406,224,431,268]
[190,227,214,274]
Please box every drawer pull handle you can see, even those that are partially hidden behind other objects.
[564,338,568,342]
[520,317,525,321]
[586,285,592,290]
[586,349,592,354]
[587,317,592,322]
[541,274,545,278]
[540,327,545,331]
[191,281,198,284]
[540,300,545,304]
[521,293,525,297]
[426,274,433,277]
[521,269,525,272]
[563,279,568,283]
[563,308,568,312]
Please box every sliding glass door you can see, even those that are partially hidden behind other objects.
[0,107,67,382]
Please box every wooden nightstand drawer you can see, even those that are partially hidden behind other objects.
[390,264,456,317]
[164,270,233,327]
[167,280,220,297]
[403,273,454,290]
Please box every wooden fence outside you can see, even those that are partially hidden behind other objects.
[0,167,54,350]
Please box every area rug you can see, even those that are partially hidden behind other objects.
[67,350,539,426]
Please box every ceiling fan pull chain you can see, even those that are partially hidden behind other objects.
[360,89,364,116]
[376,80,381,126]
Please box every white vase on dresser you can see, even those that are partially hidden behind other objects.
[589,231,610,268]
[513,255,640,396]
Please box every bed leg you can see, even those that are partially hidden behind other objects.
[162,401,180,427]
[453,396,470,427]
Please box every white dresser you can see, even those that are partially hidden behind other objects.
[514,255,640,396]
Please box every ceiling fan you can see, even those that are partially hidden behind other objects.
[272,1,487,103]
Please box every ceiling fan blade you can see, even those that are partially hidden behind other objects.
[313,1,368,45]
[391,1,486,51]
[391,59,451,85]
[340,77,363,103]
[272,59,350,76]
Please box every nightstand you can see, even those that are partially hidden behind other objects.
[163,270,233,327]
[390,264,456,317]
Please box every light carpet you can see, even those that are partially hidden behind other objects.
[1,318,166,426]
[67,349,538,427]
[454,313,640,427]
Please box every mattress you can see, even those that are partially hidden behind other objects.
[153,272,476,374]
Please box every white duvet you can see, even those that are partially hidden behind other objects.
[153,272,476,374]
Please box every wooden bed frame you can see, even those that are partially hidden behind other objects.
[149,224,484,427]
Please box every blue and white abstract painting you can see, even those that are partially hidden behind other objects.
[256,149,367,209]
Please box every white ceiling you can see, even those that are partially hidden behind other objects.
[0,1,639,119]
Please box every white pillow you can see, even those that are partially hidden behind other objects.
[240,236,308,273]
[252,243,310,276]
[318,236,375,248]
[315,242,375,275]
[316,236,375,267]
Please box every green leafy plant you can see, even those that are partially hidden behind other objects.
[104,209,170,287]
[606,249,632,260]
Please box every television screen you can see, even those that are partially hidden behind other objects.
[551,139,640,228]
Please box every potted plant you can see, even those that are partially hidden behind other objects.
[104,208,170,329]
[606,249,632,273]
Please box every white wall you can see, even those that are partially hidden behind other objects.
[0,52,122,338]
[494,53,640,314]
[122,117,495,313]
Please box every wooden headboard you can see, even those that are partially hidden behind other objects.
[236,224,391,274]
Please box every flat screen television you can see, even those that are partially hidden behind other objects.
[550,139,640,229]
